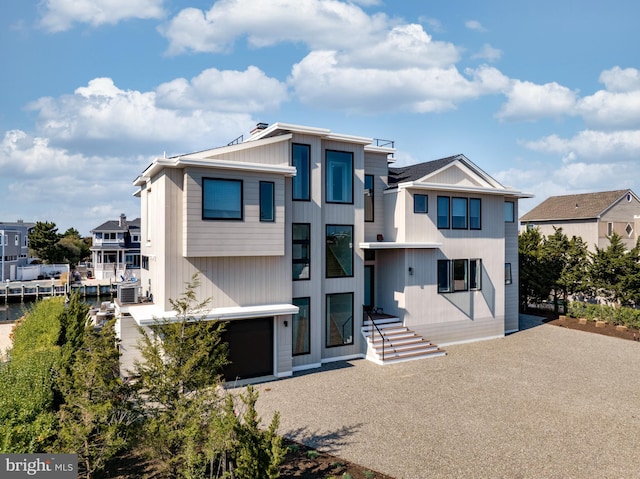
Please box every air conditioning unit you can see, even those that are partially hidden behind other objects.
[119,285,138,304]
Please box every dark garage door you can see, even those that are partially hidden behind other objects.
[222,317,273,381]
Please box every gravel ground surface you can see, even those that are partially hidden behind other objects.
[254,317,640,479]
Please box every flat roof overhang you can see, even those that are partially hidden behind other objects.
[359,242,442,250]
[124,303,299,326]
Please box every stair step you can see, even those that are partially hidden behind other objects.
[381,349,447,363]
[372,342,438,354]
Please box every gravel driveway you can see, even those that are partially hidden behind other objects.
[254,318,640,479]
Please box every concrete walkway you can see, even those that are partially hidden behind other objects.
[254,319,640,478]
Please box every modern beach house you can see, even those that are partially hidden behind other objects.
[90,214,141,280]
[116,122,530,382]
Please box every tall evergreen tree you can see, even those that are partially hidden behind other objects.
[28,221,61,263]
[589,232,631,305]
[518,227,550,311]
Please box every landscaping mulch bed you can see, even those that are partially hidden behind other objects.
[543,315,640,342]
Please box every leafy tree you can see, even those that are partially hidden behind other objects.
[540,227,570,313]
[559,235,590,299]
[589,232,631,305]
[28,221,61,263]
[56,319,138,479]
[518,227,550,311]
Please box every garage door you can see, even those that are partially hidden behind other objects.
[222,317,273,381]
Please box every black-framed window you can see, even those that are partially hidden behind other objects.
[364,249,376,261]
[326,150,353,203]
[414,194,428,214]
[470,258,482,290]
[292,143,310,201]
[202,178,243,220]
[505,263,513,284]
[437,196,450,229]
[141,255,149,270]
[504,201,515,222]
[452,197,468,229]
[470,198,481,230]
[259,181,275,222]
[292,223,310,280]
[326,292,354,347]
[326,225,353,278]
[364,174,374,222]
[438,258,472,293]
[292,297,310,355]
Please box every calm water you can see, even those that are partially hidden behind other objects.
[1,298,105,322]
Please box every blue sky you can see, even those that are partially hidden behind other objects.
[2,0,639,235]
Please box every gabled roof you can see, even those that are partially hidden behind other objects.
[388,155,459,187]
[520,189,637,222]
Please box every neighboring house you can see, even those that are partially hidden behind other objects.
[116,122,530,382]
[0,220,34,281]
[519,189,640,252]
[90,214,141,280]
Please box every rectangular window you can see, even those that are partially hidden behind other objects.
[292,223,310,280]
[470,259,482,290]
[504,201,515,222]
[414,194,428,214]
[326,292,354,347]
[437,196,450,229]
[326,225,353,278]
[259,181,275,222]
[438,259,451,293]
[14,235,19,246]
[364,174,374,222]
[203,178,243,220]
[607,222,613,236]
[452,197,468,229]
[292,297,310,355]
[326,150,353,203]
[292,144,310,201]
[470,198,481,230]
[125,254,140,268]
[453,259,468,291]
[505,263,513,285]
[141,255,149,270]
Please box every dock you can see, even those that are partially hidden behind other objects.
[0,279,117,303]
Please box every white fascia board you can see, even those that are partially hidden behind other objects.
[130,303,299,326]
[177,158,297,176]
[365,145,395,155]
[325,132,373,145]
[247,123,331,141]
[187,133,293,158]
[359,241,442,250]
[394,181,533,198]
[132,187,142,198]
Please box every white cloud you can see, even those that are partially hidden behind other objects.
[497,80,578,121]
[471,43,502,62]
[160,0,389,55]
[465,20,487,32]
[26,75,282,155]
[598,66,640,93]
[523,130,640,160]
[39,0,165,32]
[156,66,288,112]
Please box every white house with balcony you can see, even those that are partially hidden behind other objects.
[90,214,141,280]
[116,122,531,382]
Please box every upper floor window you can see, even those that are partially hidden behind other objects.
[292,144,310,201]
[326,150,353,203]
[414,194,428,214]
[505,263,513,285]
[364,175,374,222]
[452,197,468,229]
[132,234,140,243]
[202,178,243,220]
[326,225,353,278]
[259,181,275,222]
[437,196,450,229]
[14,235,19,246]
[470,198,481,230]
[292,223,310,280]
[504,201,515,222]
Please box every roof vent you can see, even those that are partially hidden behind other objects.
[250,122,269,135]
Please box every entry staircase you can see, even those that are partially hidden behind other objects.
[362,314,446,365]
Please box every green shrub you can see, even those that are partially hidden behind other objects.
[306,450,319,459]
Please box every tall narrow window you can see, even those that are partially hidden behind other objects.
[292,297,310,355]
[437,196,450,229]
[438,260,451,293]
[504,201,515,222]
[453,259,468,291]
[414,194,428,214]
[364,174,374,222]
[326,292,354,347]
[470,259,482,290]
[607,222,614,236]
[452,197,468,229]
[326,150,353,203]
[470,198,481,230]
[292,223,310,280]
[364,265,375,309]
[259,181,275,222]
[326,225,353,278]
[203,178,243,220]
[505,263,513,284]
[292,143,310,200]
